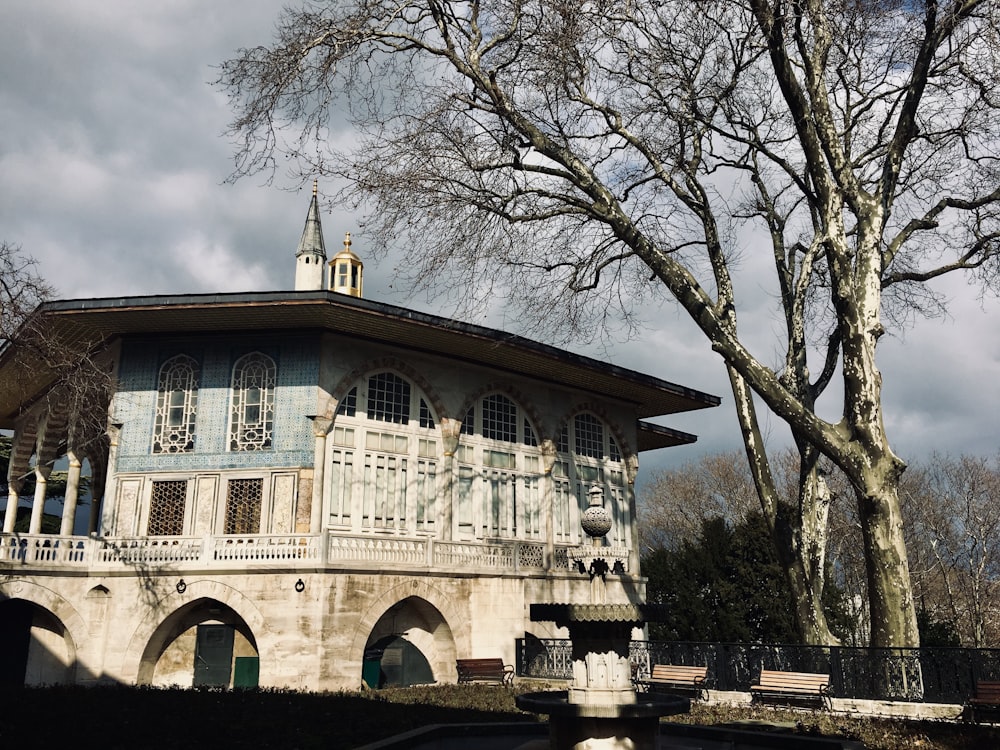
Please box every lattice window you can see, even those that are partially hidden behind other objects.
[224,478,263,534]
[152,355,199,453]
[337,387,357,417]
[367,372,410,424]
[419,398,435,429]
[229,352,276,451]
[453,393,543,541]
[482,394,517,442]
[609,436,622,462]
[523,418,538,447]
[328,372,439,535]
[148,480,187,535]
[557,423,569,453]
[574,413,605,458]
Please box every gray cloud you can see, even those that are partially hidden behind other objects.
[2,1,997,490]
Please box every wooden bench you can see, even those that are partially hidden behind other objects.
[965,680,1000,723]
[637,664,709,700]
[750,669,831,709]
[456,658,514,686]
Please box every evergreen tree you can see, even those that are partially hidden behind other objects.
[644,513,813,643]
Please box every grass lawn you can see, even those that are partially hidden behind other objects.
[1,683,997,749]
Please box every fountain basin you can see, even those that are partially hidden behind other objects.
[516,690,690,750]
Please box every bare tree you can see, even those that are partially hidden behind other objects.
[1,241,114,531]
[218,1,1000,646]
[1,241,52,344]
[638,451,761,553]
[903,454,1000,647]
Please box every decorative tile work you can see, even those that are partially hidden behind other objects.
[114,335,319,474]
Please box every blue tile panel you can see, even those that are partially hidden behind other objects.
[114,334,318,473]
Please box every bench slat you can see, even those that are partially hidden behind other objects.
[456,658,513,686]
[638,664,709,700]
[750,669,831,709]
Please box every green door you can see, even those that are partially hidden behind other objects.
[194,625,234,687]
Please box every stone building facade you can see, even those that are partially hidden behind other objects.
[0,192,718,690]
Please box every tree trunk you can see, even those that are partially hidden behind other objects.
[728,366,839,645]
[855,476,920,647]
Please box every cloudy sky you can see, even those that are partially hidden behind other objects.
[3,1,998,488]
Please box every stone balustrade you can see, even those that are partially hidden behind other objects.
[0,531,586,573]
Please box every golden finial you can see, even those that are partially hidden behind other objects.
[312,179,318,196]
[344,232,352,250]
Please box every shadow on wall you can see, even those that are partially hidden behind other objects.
[363,596,455,688]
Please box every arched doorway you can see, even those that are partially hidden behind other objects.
[361,596,454,688]
[0,599,75,686]
[138,597,259,688]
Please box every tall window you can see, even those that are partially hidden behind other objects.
[229,352,276,451]
[148,480,187,535]
[225,478,263,534]
[554,412,628,546]
[328,372,439,534]
[456,394,542,541]
[152,355,199,453]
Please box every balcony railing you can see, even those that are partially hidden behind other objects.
[0,531,583,574]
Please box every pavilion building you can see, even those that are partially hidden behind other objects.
[0,187,718,690]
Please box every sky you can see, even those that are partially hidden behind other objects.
[2,1,998,491]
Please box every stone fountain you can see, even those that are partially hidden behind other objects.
[515,487,689,750]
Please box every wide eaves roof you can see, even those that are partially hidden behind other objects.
[0,290,720,445]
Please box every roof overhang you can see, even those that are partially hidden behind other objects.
[0,290,720,441]
[637,420,700,451]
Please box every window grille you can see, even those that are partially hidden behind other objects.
[225,478,263,534]
[482,394,517,442]
[461,406,475,435]
[148,480,187,535]
[419,398,436,428]
[557,423,569,453]
[524,418,538,447]
[367,372,410,424]
[337,387,357,417]
[329,372,439,534]
[574,413,604,458]
[229,352,276,451]
[610,436,622,462]
[152,355,199,453]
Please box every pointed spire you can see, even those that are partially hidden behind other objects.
[294,180,328,291]
[296,180,326,259]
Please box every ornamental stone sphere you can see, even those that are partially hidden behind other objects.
[581,486,612,538]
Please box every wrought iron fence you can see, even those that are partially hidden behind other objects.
[515,638,1000,703]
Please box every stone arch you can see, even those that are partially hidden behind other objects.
[455,382,547,442]
[0,580,86,685]
[327,357,448,427]
[119,579,270,686]
[553,401,633,460]
[349,580,462,684]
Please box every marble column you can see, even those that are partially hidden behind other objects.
[540,439,557,570]
[28,463,51,534]
[439,418,462,541]
[60,452,83,536]
[310,417,332,534]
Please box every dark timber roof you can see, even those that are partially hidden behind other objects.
[0,290,720,447]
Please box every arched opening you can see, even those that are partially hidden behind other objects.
[361,596,454,688]
[137,597,259,689]
[0,599,75,686]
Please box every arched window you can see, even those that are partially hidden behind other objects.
[456,394,542,541]
[228,352,276,451]
[152,354,199,453]
[328,372,439,534]
[553,412,628,547]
